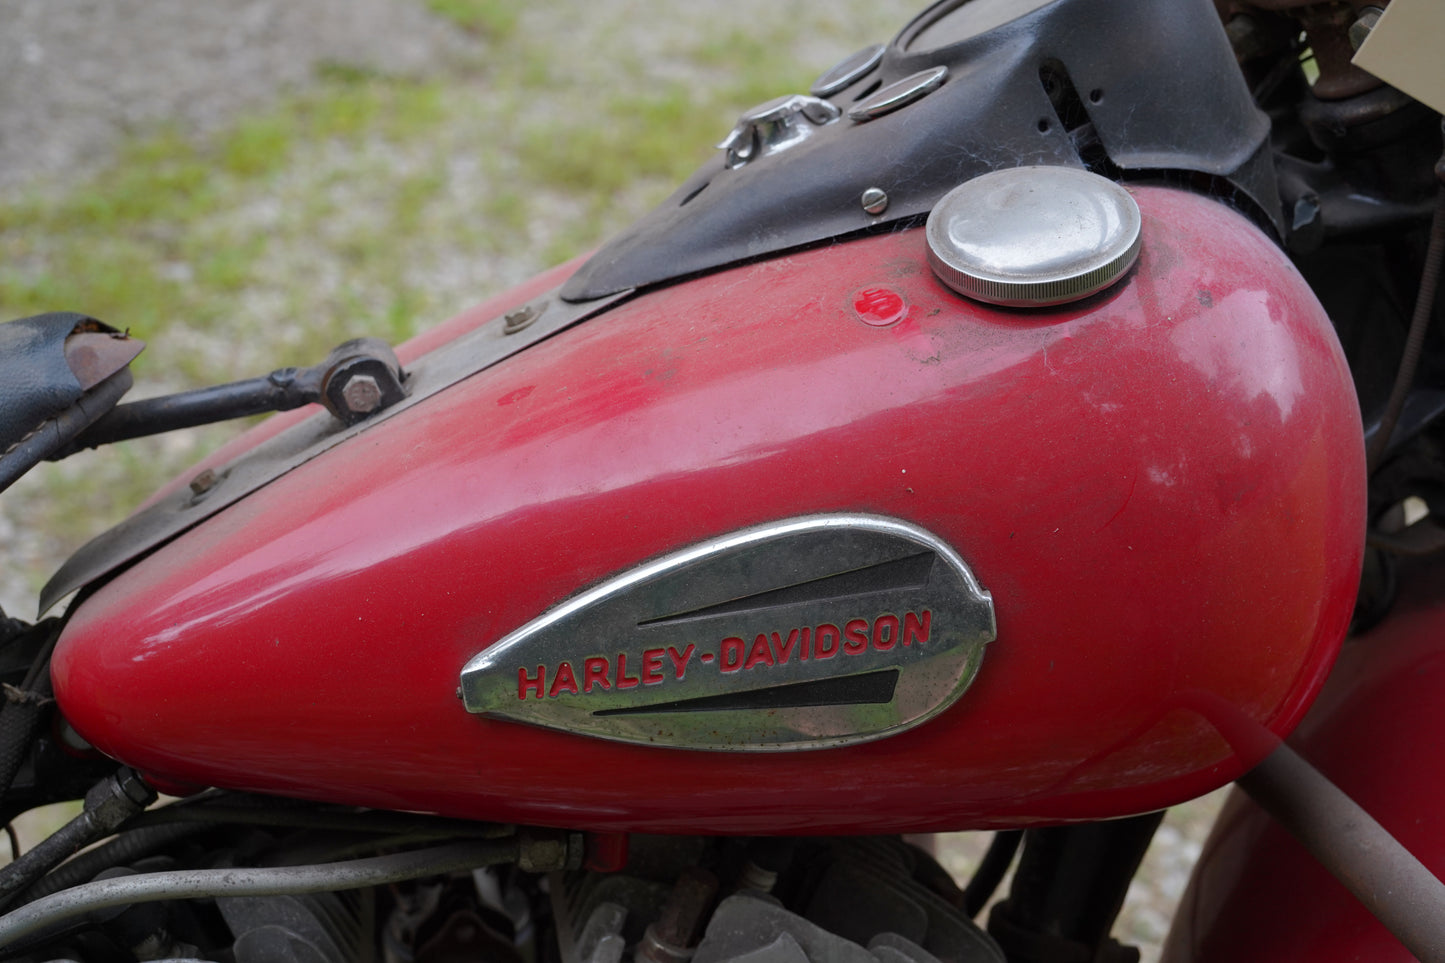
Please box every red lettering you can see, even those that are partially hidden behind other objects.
[745,633,776,670]
[616,653,640,689]
[904,610,931,647]
[720,637,745,673]
[583,657,611,693]
[642,648,665,685]
[549,661,579,697]
[521,615,932,701]
[666,644,695,679]
[772,628,802,664]
[518,665,545,700]
[872,614,900,651]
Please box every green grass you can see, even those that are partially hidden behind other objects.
[425,0,522,41]
[0,23,815,356]
[0,0,912,596]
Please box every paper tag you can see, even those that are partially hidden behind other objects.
[1352,0,1445,114]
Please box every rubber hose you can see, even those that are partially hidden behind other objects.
[14,823,206,906]
[0,671,53,800]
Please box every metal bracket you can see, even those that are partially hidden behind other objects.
[40,287,630,614]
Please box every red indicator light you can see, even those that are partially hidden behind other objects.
[853,287,906,326]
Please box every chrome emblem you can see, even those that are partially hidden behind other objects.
[459,515,995,751]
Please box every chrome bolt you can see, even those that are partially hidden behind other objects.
[340,373,383,415]
[861,187,889,215]
[1349,6,1384,51]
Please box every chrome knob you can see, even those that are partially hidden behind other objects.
[810,43,885,98]
[718,94,841,169]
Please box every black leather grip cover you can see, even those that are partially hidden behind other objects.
[0,312,104,454]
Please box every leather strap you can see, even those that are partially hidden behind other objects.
[0,312,108,455]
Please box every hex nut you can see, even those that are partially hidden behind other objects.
[340,373,383,414]
[1349,6,1384,51]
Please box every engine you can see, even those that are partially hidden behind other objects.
[1,810,1006,963]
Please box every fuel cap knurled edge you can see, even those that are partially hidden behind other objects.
[925,166,1142,308]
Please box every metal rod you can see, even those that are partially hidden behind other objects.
[1238,743,1445,962]
[0,837,518,950]
[56,367,319,454]
[50,335,406,456]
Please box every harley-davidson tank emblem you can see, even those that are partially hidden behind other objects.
[459,515,995,750]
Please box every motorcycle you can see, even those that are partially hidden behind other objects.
[0,0,1441,959]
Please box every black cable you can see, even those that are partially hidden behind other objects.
[0,609,25,651]
[962,830,1023,919]
[1367,184,1445,473]
[0,624,60,801]
[125,803,511,839]
[0,769,155,910]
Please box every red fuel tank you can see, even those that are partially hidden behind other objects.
[52,187,1365,834]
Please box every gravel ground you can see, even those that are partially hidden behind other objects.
[0,0,482,617]
[0,0,470,192]
[0,2,1225,957]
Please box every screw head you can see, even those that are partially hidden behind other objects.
[341,373,383,414]
[503,305,538,334]
[861,187,889,215]
[189,468,220,496]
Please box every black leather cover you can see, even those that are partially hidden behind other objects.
[0,312,105,454]
[562,0,1278,301]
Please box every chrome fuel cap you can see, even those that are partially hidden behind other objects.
[925,166,1142,308]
